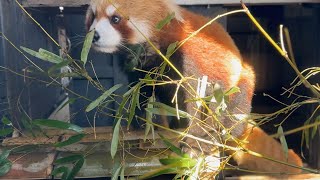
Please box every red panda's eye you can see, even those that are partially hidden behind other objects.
[111,15,121,24]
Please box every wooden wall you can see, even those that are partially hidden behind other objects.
[0,0,60,128]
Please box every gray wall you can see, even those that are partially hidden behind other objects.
[0,0,60,128]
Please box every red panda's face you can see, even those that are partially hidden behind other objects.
[86,0,183,53]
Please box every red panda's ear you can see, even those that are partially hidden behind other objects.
[85,8,94,32]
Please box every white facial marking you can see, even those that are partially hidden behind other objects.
[89,19,97,31]
[128,18,151,44]
[106,5,117,16]
[166,0,184,22]
[230,58,242,87]
[90,18,122,53]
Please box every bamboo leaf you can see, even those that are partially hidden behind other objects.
[0,149,11,165]
[156,12,175,30]
[66,157,85,180]
[225,86,241,96]
[278,126,289,160]
[0,160,12,176]
[86,84,123,112]
[1,117,11,126]
[159,134,183,156]
[147,102,191,119]
[54,134,85,147]
[0,128,13,137]
[112,165,122,180]
[166,41,178,58]
[21,46,65,64]
[48,60,72,75]
[57,98,77,112]
[128,85,141,126]
[51,166,69,179]
[20,46,38,57]
[312,116,320,139]
[33,119,83,133]
[111,118,121,159]
[54,154,84,165]
[38,48,64,64]
[152,102,191,118]
[120,166,125,180]
[81,30,95,65]
[159,158,196,168]
[123,84,137,98]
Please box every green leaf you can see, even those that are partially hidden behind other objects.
[111,118,121,159]
[21,116,35,136]
[54,154,84,165]
[21,46,64,64]
[54,134,85,147]
[57,98,77,112]
[213,85,224,104]
[112,165,122,180]
[66,157,85,180]
[33,119,83,133]
[0,160,12,176]
[38,48,64,64]
[225,86,241,96]
[128,84,141,127]
[48,59,73,75]
[159,134,183,156]
[0,149,11,165]
[20,46,38,57]
[0,128,13,137]
[312,116,320,139]
[51,166,69,180]
[86,84,123,112]
[156,12,175,30]
[165,41,178,58]
[81,30,95,66]
[147,102,191,119]
[277,126,289,160]
[116,96,130,120]
[123,83,138,98]
[120,166,125,180]
[11,145,38,154]
[1,117,11,126]
[159,158,196,168]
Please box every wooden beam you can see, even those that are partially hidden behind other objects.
[21,0,320,7]
[21,0,89,7]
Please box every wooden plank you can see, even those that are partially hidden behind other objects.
[21,0,89,7]
[21,0,320,7]
[0,153,55,179]
[3,128,183,151]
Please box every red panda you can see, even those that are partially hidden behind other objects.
[85,0,302,174]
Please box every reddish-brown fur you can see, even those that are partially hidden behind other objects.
[228,124,303,173]
[87,0,302,174]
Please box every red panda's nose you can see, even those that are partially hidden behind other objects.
[93,31,100,43]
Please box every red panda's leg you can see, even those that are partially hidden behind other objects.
[181,92,219,157]
[221,64,255,138]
